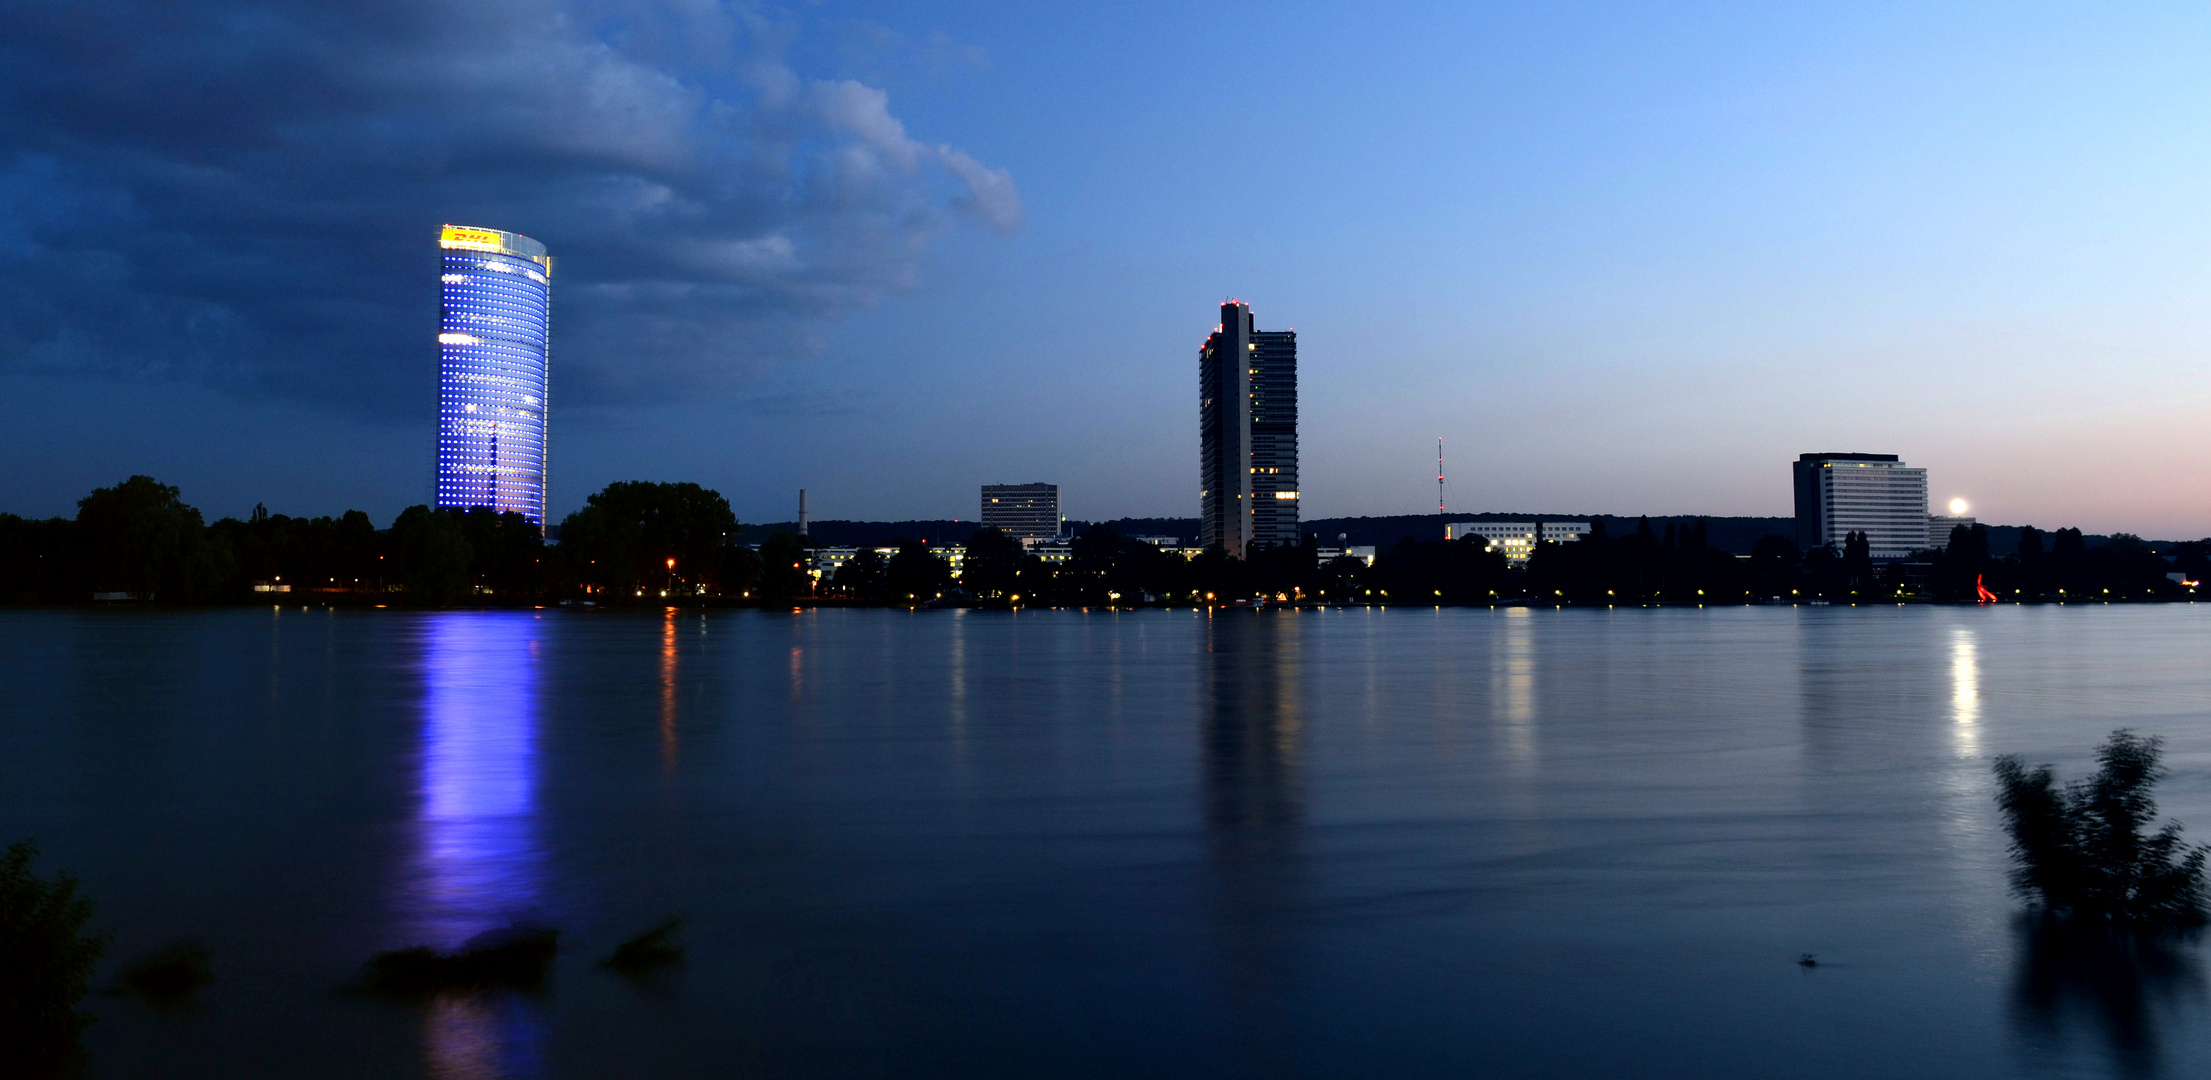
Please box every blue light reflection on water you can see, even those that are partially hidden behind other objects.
[409,613,548,1080]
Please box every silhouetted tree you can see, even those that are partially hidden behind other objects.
[1995,731,2209,930]
[0,514,77,602]
[755,532,809,605]
[1749,534,1802,598]
[1841,531,1874,592]
[0,840,108,1061]
[1243,535,1320,601]
[1375,536,1509,603]
[1936,523,1993,600]
[885,542,951,603]
[451,508,545,599]
[76,476,226,601]
[832,547,888,601]
[557,481,741,599]
[1313,551,1368,603]
[960,527,1028,601]
[388,506,472,604]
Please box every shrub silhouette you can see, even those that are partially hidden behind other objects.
[361,922,559,995]
[599,917,684,977]
[1994,730,2210,930]
[0,840,108,1055]
[113,938,214,1003]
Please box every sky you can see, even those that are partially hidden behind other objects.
[5,1,2211,536]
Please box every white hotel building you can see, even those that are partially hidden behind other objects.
[1791,453,1931,560]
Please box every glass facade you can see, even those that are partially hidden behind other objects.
[435,225,551,528]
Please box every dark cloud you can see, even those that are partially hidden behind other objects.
[0,0,1019,416]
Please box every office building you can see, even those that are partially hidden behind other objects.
[1199,300,1298,557]
[981,483,1062,539]
[1792,453,1930,559]
[1445,521,1590,565]
[435,225,552,528]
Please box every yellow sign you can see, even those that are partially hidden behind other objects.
[440,225,504,252]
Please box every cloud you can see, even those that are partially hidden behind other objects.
[0,0,1020,416]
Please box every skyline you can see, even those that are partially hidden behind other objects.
[6,3,2211,535]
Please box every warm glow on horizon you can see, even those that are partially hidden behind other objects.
[1949,498,1970,516]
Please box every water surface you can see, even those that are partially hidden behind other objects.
[4,605,2209,1078]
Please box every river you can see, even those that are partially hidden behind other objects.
[3,605,2207,1078]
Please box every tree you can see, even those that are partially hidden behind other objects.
[1244,535,1319,601]
[453,507,544,598]
[388,506,473,604]
[885,541,950,603]
[75,475,225,601]
[0,515,77,603]
[1749,534,1801,598]
[1374,536,1509,604]
[0,840,108,1058]
[832,547,888,601]
[557,482,742,599]
[1935,523,1992,601]
[1994,731,2209,930]
[755,532,809,604]
[1841,531,1874,591]
[961,527,1028,601]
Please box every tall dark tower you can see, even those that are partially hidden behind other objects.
[1200,301,1298,557]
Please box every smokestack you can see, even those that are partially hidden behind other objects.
[798,489,809,537]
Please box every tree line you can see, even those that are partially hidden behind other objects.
[0,476,759,606]
[2,476,2200,606]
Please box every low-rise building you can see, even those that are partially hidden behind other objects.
[1444,521,1590,565]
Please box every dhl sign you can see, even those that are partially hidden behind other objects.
[440,225,505,252]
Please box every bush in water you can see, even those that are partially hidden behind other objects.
[113,938,214,1003]
[1995,730,2210,930]
[599,917,684,977]
[0,840,109,1055]
[362,923,560,995]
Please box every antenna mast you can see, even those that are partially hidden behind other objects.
[1437,438,1445,514]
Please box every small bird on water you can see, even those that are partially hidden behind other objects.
[1798,953,1819,968]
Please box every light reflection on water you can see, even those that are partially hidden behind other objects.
[1953,627,1982,759]
[659,609,678,771]
[1201,613,1305,1071]
[411,613,547,1080]
[1496,607,1537,774]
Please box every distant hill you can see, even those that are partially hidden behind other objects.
[1300,513,1796,553]
[736,514,2195,556]
[742,513,1794,553]
[738,520,980,547]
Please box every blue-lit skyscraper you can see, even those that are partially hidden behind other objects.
[436,224,552,528]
